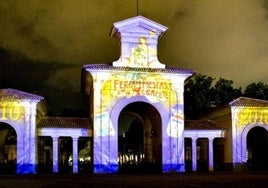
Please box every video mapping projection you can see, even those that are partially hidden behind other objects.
[113,35,165,69]
[237,107,268,126]
[112,16,166,70]
[232,105,268,169]
[85,16,194,173]
[0,90,42,174]
[89,67,187,173]
[0,101,24,121]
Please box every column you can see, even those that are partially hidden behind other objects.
[29,104,37,173]
[191,137,197,171]
[52,137,59,173]
[208,138,214,171]
[72,137,78,173]
[16,133,25,174]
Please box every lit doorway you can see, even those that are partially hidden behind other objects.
[0,122,17,174]
[118,102,162,173]
[247,126,268,170]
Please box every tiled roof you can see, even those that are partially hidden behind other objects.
[0,88,43,101]
[83,64,195,74]
[38,117,92,129]
[229,97,268,107]
[185,120,225,130]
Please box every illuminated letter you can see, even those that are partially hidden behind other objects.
[261,109,268,125]
[263,112,268,125]
[1,104,8,120]
[9,104,22,121]
[113,80,120,90]
[249,111,257,124]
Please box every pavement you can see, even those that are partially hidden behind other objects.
[0,171,268,188]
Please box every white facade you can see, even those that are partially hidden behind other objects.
[230,97,268,170]
[0,89,44,173]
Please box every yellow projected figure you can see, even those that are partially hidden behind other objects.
[129,37,157,68]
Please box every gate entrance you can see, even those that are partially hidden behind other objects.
[0,122,17,174]
[118,102,162,173]
[247,126,268,170]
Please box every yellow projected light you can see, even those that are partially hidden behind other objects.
[0,101,24,121]
[237,107,268,127]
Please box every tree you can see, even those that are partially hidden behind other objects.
[184,74,215,119]
[184,74,242,119]
[244,82,268,100]
[213,78,242,106]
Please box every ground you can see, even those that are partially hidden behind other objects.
[0,171,268,187]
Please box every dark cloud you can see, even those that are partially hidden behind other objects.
[0,46,85,114]
[0,47,57,91]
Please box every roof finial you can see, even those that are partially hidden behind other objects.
[136,0,139,16]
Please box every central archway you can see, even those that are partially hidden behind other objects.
[118,102,162,173]
[247,126,268,170]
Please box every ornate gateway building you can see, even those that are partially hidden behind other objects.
[0,16,267,174]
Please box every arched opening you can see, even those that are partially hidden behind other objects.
[0,122,17,174]
[247,126,268,170]
[118,102,162,173]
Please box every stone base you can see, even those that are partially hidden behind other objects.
[93,164,118,173]
[162,164,185,173]
[17,164,36,174]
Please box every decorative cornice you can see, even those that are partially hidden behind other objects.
[83,64,195,75]
[229,97,268,107]
[0,88,43,101]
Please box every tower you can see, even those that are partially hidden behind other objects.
[82,16,194,173]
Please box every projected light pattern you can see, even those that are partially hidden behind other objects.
[89,16,194,173]
[0,16,196,174]
[112,16,167,69]
[92,68,185,173]
[237,107,268,127]
[113,35,165,69]
[0,98,40,174]
[232,105,268,169]
[90,15,192,172]
[0,101,24,121]
[130,37,156,67]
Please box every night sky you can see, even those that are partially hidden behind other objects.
[1,0,268,114]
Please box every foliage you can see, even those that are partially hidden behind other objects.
[213,78,242,106]
[184,74,242,119]
[184,74,215,119]
[243,82,268,100]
